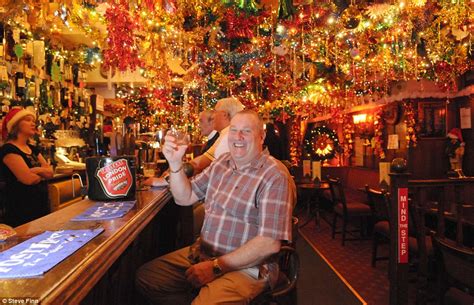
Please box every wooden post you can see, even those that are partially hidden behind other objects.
[389,169,411,305]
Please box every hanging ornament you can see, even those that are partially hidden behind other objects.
[51,62,61,82]
[341,5,361,29]
[14,44,23,59]
[103,0,143,72]
[236,0,260,13]
[278,0,295,20]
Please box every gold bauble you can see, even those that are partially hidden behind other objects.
[341,5,362,30]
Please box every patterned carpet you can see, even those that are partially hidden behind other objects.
[298,214,390,305]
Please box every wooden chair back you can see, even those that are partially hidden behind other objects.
[328,176,346,208]
[432,235,474,293]
[365,185,390,223]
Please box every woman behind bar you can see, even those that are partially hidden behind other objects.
[0,108,53,227]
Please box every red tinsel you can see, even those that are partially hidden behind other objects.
[224,9,258,40]
[103,0,143,72]
[143,0,156,11]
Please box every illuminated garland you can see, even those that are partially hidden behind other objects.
[403,100,417,147]
[373,107,386,159]
[289,116,302,166]
[303,126,340,161]
[103,0,143,72]
[342,115,355,159]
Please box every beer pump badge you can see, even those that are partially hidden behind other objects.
[96,159,133,198]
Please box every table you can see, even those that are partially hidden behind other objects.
[297,182,330,229]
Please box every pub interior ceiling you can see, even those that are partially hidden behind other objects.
[0,0,472,124]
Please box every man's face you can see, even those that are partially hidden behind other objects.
[213,109,230,132]
[228,113,265,167]
[199,113,214,136]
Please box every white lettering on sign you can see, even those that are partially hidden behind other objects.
[96,159,133,198]
[0,231,75,272]
[398,188,409,264]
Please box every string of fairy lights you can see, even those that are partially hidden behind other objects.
[0,0,472,164]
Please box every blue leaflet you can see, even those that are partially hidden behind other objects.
[0,228,104,278]
[71,201,136,221]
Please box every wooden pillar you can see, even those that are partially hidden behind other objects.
[389,168,411,305]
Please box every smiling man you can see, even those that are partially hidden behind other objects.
[136,110,295,305]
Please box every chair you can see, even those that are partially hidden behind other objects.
[365,185,391,267]
[251,217,300,305]
[432,236,474,305]
[328,177,371,246]
[250,245,300,305]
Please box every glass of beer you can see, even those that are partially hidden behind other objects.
[168,126,190,147]
[143,162,156,177]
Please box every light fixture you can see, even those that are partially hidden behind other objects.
[353,113,367,124]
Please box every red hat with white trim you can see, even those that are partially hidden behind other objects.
[447,128,463,142]
[1,107,36,140]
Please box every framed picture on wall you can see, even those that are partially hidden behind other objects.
[417,101,446,137]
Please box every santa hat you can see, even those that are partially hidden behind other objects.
[1,107,36,140]
[447,128,463,142]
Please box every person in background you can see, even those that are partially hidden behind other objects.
[263,123,284,160]
[190,97,244,174]
[136,110,295,305]
[103,117,113,155]
[0,107,54,227]
[198,110,219,155]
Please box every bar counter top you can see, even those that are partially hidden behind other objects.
[0,186,172,304]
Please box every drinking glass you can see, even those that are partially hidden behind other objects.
[168,126,190,146]
[143,162,156,177]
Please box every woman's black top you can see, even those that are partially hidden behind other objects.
[0,143,49,227]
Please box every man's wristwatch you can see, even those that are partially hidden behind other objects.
[212,258,223,276]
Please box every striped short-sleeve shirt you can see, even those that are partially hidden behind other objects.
[191,149,295,256]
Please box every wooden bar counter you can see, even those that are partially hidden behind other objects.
[0,187,174,305]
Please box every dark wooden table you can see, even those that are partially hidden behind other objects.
[0,187,173,304]
[297,182,330,229]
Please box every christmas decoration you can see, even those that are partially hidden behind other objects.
[289,116,302,166]
[373,107,385,159]
[403,101,417,148]
[103,0,143,72]
[342,114,355,161]
[303,126,340,161]
[340,5,361,29]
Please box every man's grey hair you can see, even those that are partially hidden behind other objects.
[215,97,244,119]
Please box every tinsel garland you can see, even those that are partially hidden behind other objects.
[342,114,355,159]
[403,100,417,148]
[224,9,258,39]
[103,0,143,72]
[289,116,302,166]
[373,107,385,159]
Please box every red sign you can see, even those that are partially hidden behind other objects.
[96,159,133,198]
[398,188,409,263]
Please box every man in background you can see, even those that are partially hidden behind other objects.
[198,110,219,155]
